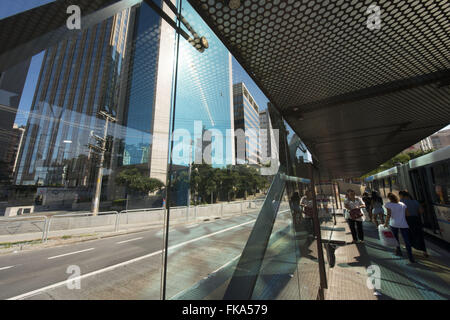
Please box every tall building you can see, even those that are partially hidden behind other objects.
[233,82,260,165]
[0,60,31,184]
[14,1,175,194]
[15,8,132,186]
[259,109,279,164]
[430,129,450,150]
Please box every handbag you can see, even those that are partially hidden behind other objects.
[349,208,363,220]
[304,206,313,217]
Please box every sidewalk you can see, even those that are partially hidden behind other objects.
[325,216,450,300]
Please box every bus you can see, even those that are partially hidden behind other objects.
[365,146,450,244]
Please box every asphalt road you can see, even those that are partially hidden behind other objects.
[0,209,291,300]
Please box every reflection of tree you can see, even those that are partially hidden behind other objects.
[116,168,164,195]
[186,164,269,204]
[361,149,435,178]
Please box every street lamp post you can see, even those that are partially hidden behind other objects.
[90,111,116,215]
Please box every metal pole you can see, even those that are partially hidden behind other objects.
[336,181,343,209]
[309,164,328,298]
[91,116,109,215]
[332,181,339,210]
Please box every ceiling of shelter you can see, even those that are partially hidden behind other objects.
[188,0,450,178]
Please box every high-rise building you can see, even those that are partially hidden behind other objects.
[233,82,260,165]
[0,59,31,184]
[14,1,176,194]
[430,129,450,150]
[259,109,279,165]
[15,8,132,186]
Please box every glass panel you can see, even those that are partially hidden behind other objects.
[163,0,304,300]
[0,0,177,300]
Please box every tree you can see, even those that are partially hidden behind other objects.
[361,148,435,178]
[116,168,164,194]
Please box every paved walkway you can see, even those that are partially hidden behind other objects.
[325,215,450,300]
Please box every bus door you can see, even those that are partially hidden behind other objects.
[409,168,439,232]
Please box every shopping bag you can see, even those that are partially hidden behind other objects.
[344,209,350,220]
[378,225,399,247]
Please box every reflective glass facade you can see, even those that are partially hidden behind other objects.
[0,0,336,301]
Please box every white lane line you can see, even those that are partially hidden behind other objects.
[9,219,257,300]
[0,265,15,271]
[186,224,198,228]
[116,237,143,244]
[211,254,241,274]
[47,248,95,260]
[170,254,242,300]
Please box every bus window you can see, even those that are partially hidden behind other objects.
[391,175,400,196]
[430,162,450,205]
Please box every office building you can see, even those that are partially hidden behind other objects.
[15,2,176,194]
[430,129,450,150]
[233,82,260,165]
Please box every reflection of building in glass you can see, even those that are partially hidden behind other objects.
[233,82,260,165]
[15,8,132,186]
[259,109,278,165]
[0,60,31,184]
[15,1,175,195]
[117,1,174,183]
[430,129,450,150]
[173,0,234,167]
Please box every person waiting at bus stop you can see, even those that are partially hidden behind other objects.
[344,189,365,244]
[290,192,301,229]
[371,191,385,226]
[399,191,428,257]
[384,193,416,263]
[362,192,372,221]
[300,190,314,236]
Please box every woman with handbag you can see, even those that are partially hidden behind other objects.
[344,189,365,244]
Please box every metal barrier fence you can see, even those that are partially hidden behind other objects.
[0,215,48,242]
[0,199,265,244]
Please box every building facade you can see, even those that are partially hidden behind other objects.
[14,1,175,205]
[430,129,450,150]
[233,82,261,165]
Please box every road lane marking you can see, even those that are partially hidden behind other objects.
[47,248,95,260]
[9,210,290,300]
[116,237,143,244]
[0,265,15,271]
[211,254,241,274]
[186,224,198,228]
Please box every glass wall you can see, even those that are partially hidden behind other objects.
[0,0,327,300]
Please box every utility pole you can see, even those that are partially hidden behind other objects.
[89,110,116,215]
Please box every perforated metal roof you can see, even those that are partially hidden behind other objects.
[188,0,450,177]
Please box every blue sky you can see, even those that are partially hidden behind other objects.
[0,0,55,19]
[2,0,54,126]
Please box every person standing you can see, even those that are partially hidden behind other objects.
[300,190,314,235]
[399,191,428,257]
[362,192,372,221]
[384,193,415,263]
[344,189,365,244]
[290,192,301,229]
[371,191,385,226]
